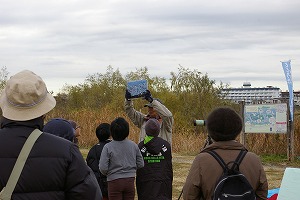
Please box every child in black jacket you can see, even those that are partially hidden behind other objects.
[86,123,111,200]
[136,118,173,200]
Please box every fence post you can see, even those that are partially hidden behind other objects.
[239,101,246,147]
[286,100,295,161]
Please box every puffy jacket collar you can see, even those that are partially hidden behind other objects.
[0,116,44,130]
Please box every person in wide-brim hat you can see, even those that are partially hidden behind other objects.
[0,70,56,121]
[0,69,103,200]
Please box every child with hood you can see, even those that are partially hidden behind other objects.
[136,118,173,200]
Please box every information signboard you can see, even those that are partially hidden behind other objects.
[244,103,287,133]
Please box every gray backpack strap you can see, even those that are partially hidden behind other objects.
[0,129,42,200]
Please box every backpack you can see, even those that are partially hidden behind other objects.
[206,150,256,200]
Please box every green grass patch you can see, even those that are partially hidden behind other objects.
[261,154,300,167]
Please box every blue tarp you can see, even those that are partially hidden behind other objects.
[268,188,280,198]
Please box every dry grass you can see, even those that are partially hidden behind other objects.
[264,165,285,189]
[48,107,300,156]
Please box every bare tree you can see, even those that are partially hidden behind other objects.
[0,66,9,92]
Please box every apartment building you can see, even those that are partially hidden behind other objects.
[281,91,300,106]
[221,82,281,104]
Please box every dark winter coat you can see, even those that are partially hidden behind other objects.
[136,137,173,200]
[86,140,111,197]
[0,117,102,200]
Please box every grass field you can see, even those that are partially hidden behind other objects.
[81,149,293,199]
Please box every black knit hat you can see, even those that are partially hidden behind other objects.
[43,118,75,142]
[206,107,242,141]
[145,118,160,137]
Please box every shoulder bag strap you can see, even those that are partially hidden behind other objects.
[205,150,227,171]
[0,129,42,200]
[231,150,247,170]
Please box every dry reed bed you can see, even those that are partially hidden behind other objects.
[48,107,300,156]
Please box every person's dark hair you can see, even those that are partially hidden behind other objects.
[96,123,111,142]
[206,107,242,141]
[110,117,129,141]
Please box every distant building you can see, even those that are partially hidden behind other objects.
[221,82,281,104]
[281,91,300,106]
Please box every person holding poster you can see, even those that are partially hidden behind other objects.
[124,83,174,146]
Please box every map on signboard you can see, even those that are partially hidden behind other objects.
[127,80,148,98]
[244,103,287,133]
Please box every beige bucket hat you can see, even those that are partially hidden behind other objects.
[0,70,56,121]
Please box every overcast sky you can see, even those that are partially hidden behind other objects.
[1,0,299,94]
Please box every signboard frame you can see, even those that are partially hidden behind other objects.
[240,102,294,161]
[244,103,288,134]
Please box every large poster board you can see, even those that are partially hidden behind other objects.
[126,80,148,99]
[244,103,287,133]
